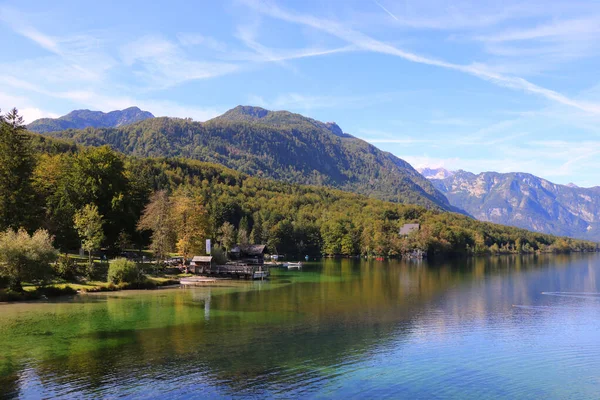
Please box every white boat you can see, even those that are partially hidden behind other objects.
[253,270,269,279]
[284,262,303,269]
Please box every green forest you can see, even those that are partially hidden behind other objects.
[0,108,597,293]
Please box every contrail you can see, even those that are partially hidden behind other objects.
[242,0,600,115]
[372,0,398,21]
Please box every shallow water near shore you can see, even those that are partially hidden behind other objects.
[1,254,600,399]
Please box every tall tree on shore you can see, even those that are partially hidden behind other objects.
[33,154,79,251]
[74,204,104,267]
[218,222,236,252]
[172,187,208,260]
[137,190,175,263]
[0,108,37,231]
[69,146,130,249]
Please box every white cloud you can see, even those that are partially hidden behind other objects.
[0,90,59,123]
[47,90,223,121]
[137,100,224,121]
[19,108,60,124]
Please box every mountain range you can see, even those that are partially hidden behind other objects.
[27,107,154,133]
[430,169,600,241]
[417,167,455,180]
[30,105,600,242]
[37,105,455,211]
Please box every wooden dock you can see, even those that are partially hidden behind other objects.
[210,263,270,280]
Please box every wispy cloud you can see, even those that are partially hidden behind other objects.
[233,22,353,65]
[429,118,476,127]
[398,135,600,186]
[359,137,433,144]
[241,0,600,115]
[120,35,239,89]
[471,15,600,69]
[475,17,600,43]
[176,33,229,51]
[357,128,434,144]
[0,6,60,54]
[247,92,395,111]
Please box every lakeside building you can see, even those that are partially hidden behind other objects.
[229,244,267,265]
[189,256,213,274]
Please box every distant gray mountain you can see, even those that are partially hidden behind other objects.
[430,170,600,241]
[27,107,154,133]
[417,167,455,180]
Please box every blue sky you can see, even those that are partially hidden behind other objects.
[1,0,600,186]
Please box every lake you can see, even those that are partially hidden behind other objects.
[1,254,600,399]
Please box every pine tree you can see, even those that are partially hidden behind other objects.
[250,213,263,244]
[0,108,37,231]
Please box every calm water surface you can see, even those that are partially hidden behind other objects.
[1,254,600,399]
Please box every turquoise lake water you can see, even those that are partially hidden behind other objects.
[1,254,599,399]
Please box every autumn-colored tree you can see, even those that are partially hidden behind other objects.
[138,190,175,263]
[172,188,208,260]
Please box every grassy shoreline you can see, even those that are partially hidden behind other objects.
[0,276,182,303]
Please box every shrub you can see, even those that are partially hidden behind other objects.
[0,228,58,291]
[107,258,141,284]
[53,254,80,280]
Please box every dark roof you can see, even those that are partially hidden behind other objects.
[245,244,266,255]
[231,244,266,256]
[400,223,420,235]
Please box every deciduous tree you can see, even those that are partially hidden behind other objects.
[74,204,104,266]
[218,222,236,252]
[138,190,175,263]
[172,188,208,260]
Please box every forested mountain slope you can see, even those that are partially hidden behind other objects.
[41,106,453,210]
